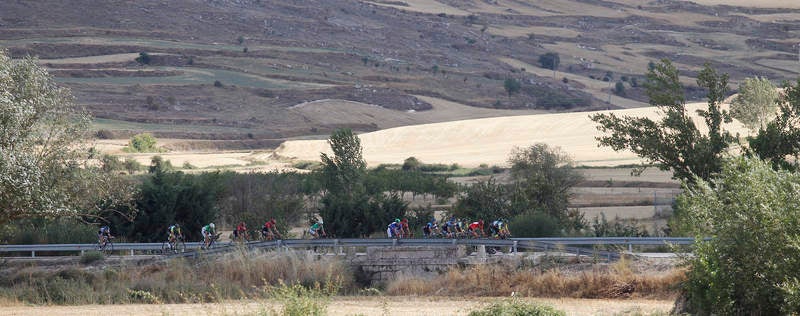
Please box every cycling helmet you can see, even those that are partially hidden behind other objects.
[318,220,323,224]
[395,218,401,223]
[270,218,276,223]
[209,223,215,229]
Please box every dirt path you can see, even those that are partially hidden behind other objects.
[0,297,673,315]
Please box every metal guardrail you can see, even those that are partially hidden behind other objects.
[0,237,699,258]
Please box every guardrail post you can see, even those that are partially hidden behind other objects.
[130,249,134,256]
[392,239,397,247]
[31,251,35,258]
[628,243,632,253]
[512,240,518,254]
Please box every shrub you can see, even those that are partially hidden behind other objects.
[79,251,104,264]
[268,281,337,316]
[676,157,800,315]
[469,298,565,316]
[95,129,115,139]
[126,133,159,153]
[124,158,143,174]
[508,212,560,237]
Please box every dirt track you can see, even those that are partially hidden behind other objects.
[0,297,673,315]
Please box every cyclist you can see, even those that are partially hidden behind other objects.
[468,220,485,238]
[233,221,248,242]
[423,219,440,238]
[387,218,402,238]
[98,225,113,244]
[202,223,216,248]
[400,218,412,238]
[168,223,183,243]
[442,217,455,238]
[309,220,326,239]
[262,218,282,240]
[490,219,510,239]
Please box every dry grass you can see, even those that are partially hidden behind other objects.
[385,258,684,300]
[0,250,354,305]
[276,102,751,168]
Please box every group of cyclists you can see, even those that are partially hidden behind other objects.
[423,217,511,239]
[95,215,511,252]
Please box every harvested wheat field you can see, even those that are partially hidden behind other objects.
[0,297,672,315]
[276,103,750,168]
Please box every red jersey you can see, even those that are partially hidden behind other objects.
[264,221,275,229]
[236,223,247,231]
[469,222,481,230]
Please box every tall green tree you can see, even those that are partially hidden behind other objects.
[590,59,734,184]
[0,51,130,224]
[319,129,392,237]
[730,76,778,130]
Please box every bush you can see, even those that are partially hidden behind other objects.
[125,133,159,153]
[268,281,337,316]
[124,158,143,174]
[79,251,105,264]
[0,218,97,244]
[95,129,116,139]
[508,212,561,237]
[469,298,565,316]
[676,157,800,315]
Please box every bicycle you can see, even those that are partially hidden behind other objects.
[202,233,221,250]
[260,229,282,241]
[230,230,250,245]
[162,235,186,254]
[96,236,114,254]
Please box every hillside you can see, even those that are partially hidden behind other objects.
[1,0,798,144]
[275,101,751,167]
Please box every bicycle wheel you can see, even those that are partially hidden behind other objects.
[176,240,186,253]
[99,240,114,255]
[161,241,170,254]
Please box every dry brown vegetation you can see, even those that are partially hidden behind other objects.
[386,257,684,300]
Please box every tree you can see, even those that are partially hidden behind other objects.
[590,59,734,184]
[745,78,800,169]
[538,52,560,71]
[454,143,583,228]
[507,144,583,221]
[319,129,372,237]
[614,81,626,97]
[503,78,521,97]
[730,76,778,130]
[674,157,800,314]
[135,52,151,65]
[0,52,111,223]
[402,157,421,171]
